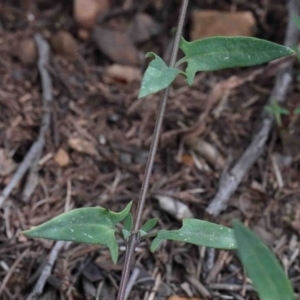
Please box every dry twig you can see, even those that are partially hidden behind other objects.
[0,34,53,207]
[206,0,300,216]
[26,241,66,300]
[0,249,29,296]
[27,157,72,299]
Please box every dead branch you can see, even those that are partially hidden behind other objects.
[26,241,66,300]
[0,34,53,207]
[0,249,29,296]
[206,0,300,216]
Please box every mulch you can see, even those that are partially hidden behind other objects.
[0,0,300,299]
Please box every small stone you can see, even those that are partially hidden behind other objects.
[54,148,70,167]
[15,38,37,65]
[50,31,77,59]
[74,0,109,29]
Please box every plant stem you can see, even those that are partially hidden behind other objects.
[116,1,189,299]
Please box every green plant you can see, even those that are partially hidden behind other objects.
[292,15,300,64]
[294,106,300,115]
[23,1,295,299]
[234,221,294,300]
[265,101,289,126]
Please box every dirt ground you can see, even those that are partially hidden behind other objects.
[0,0,300,299]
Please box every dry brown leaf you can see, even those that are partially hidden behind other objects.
[54,148,70,167]
[104,64,142,83]
[0,149,16,177]
[190,10,256,40]
[74,0,109,29]
[68,137,99,157]
[92,26,140,66]
[51,31,77,59]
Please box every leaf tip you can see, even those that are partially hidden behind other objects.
[112,253,118,265]
[22,228,36,238]
[126,201,133,211]
[150,238,160,253]
[21,230,29,236]
[145,52,157,59]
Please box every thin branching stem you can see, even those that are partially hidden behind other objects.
[116,0,189,299]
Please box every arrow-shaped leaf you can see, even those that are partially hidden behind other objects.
[139,218,158,237]
[23,202,132,264]
[150,219,236,252]
[138,53,183,98]
[178,36,294,85]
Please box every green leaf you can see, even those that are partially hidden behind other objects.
[292,15,300,31]
[139,218,158,237]
[122,213,133,240]
[138,52,183,98]
[233,221,294,300]
[293,45,300,62]
[265,101,289,126]
[294,107,300,115]
[178,36,294,85]
[140,218,157,232]
[123,213,133,232]
[150,219,236,252]
[122,229,131,240]
[23,202,132,264]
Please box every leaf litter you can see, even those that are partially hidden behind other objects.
[0,0,300,299]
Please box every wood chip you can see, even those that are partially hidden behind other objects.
[185,138,225,170]
[0,149,16,177]
[154,194,193,220]
[104,64,142,83]
[190,10,256,40]
[68,137,99,157]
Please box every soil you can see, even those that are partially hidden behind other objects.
[0,0,300,299]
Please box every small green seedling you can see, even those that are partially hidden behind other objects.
[139,36,293,98]
[293,107,300,115]
[23,22,295,300]
[265,101,289,126]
